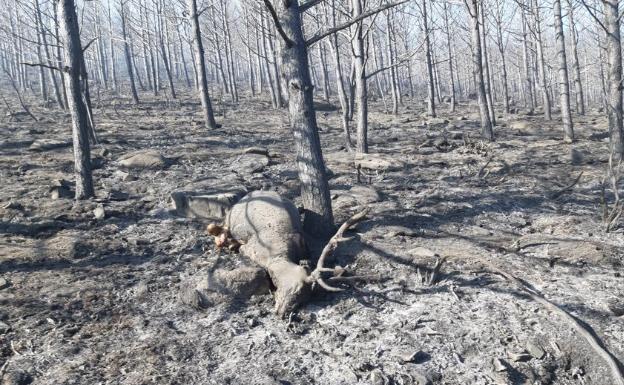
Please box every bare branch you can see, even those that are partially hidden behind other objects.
[21,62,64,72]
[300,0,325,13]
[305,0,409,47]
[262,0,294,47]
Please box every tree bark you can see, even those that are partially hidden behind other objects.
[263,0,334,237]
[467,0,494,141]
[352,0,369,153]
[326,1,354,152]
[479,4,496,125]
[443,3,456,112]
[422,0,436,117]
[521,2,534,113]
[567,0,585,115]
[120,1,139,104]
[604,0,624,160]
[57,0,94,199]
[553,0,574,142]
[188,0,218,129]
[532,0,551,120]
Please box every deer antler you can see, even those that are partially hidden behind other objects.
[307,208,370,291]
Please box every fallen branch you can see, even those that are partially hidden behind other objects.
[2,68,38,122]
[477,156,494,179]
[0,358,9,380]
[549,171,584,200]
[469,254,624,385]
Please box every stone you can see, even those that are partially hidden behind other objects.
[49,179,73,199]
[242,147,269,156]
[28,139,71,151]
[91,156,107,170]
[384,226,421,238]
[369,370,389,385]
[1,369,32,385]
[409,247,438,258]
[232,153,270,175]
[182,266,270,307]
[526,341,546,359]
[412,371,432,385]
[92,147,110,157]
[118,150,170,169]
[0,277,8,289]
[170,188,246,219]
[400,350,430,364]
[570,148,591,165]
[0,321,10,334]
[354,153,405,171]
[509,351,532,362]
[606,298,624,317]
[209,266,271,298]
[510,120,531,130]
[492,358,508,372]
[333,185,381,209]
[44,231,90,259]
[113,170,137,182]
[427,117,448,126]
[93,204,106,220]
[107,190,129,201]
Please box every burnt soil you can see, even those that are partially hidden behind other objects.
[1,92,623,385]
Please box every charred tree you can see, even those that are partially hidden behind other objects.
[57,0,94,199]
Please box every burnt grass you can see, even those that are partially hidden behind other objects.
[0,91,623,385]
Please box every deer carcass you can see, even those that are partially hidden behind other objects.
[207,191,367,316]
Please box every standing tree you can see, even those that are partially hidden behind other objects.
[604,0,624,160]
[553,0,574,142]
[466,0,494,141]
[260,0,334,236]
[188,0,218,129]
[57,0,95,199]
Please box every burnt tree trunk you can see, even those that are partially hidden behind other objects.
[605,0,624,160]
[467,0,494,141]
[188,0,218,129]
[554,0,574,142]
[263,1,334,237]
[57,0,94,199]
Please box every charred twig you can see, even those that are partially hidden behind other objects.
[549,171,584,200]
[2,68,38,122]
[477,156,494,179]
[0,358,9,379]
[428,256,447,286]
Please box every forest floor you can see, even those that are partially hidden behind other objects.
[0,91,623,385]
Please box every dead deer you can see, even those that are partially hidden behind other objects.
[207,190,368,316]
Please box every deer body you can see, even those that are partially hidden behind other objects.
[208,191,365,316]
[220,191,311,315]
